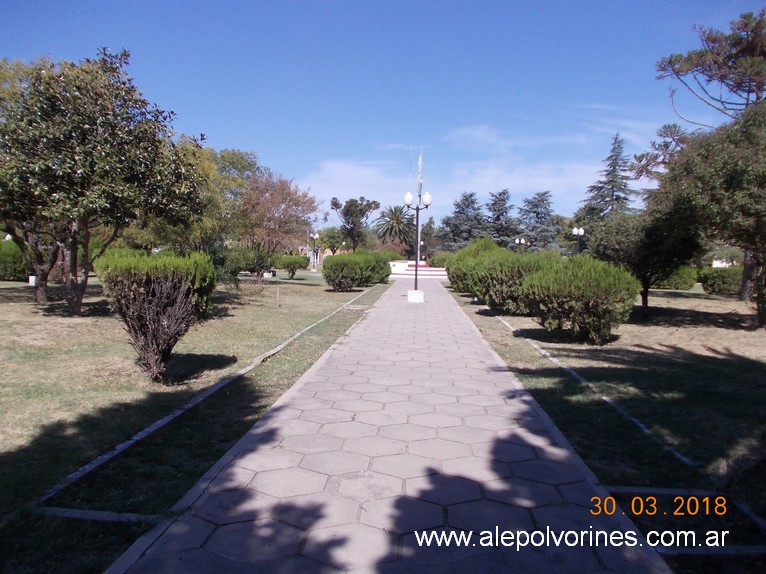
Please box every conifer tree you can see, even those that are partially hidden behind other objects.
[578,133,635,223]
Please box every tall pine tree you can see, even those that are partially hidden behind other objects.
[518,191,560,251]
[578,133,635,223]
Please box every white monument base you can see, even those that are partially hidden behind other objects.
[407,289,425,303]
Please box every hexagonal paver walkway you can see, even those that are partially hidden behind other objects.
[108,279,670,574]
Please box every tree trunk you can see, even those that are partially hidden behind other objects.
[640,286,650,319]
[740,248,755,302]
[63,220,91,316]
[756,264,766,329]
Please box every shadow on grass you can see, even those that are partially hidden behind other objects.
[165,353,239,383]
[0,372,286,572]
[514,343,766,480]
[628,304,756,330]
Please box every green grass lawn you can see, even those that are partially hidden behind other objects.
[453,287,766,574]
[0,271,390,573]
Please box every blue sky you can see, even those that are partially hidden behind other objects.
[1,1,760,225]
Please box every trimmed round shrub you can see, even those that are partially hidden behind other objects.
[520,256,640,345]
[275,255,309,279]
[699,266,742,296]
[651,265,698,290]
[0,240,31,281]
[95,251,216,382]
[428,252,451,268]
[445,237,500,293]
[322,252,391,291]
[472,250,561,314]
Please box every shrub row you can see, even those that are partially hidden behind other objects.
[0,240,30,281]
[699,266,742,296]
[448,240,639,344]
[94,251,216,382]
[274,255,310,279]
[651,265,698,290]
[322,252,391,292]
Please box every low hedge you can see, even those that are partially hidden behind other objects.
[429,252,451,268]
[699,266,742,296]
[520,256,640,345]
[445,237,500,293]
[322,252,391,291]
[651,265,698,290]
[94,251,216,382]
[275,255,309,279]
[472,250,561,314]
[0,240,30,282]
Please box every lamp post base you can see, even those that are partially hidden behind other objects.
[407,290,425,303]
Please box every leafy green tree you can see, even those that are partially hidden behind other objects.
[518,191,560,251]
[319,227,345,254]
[485,189,520,248]
[0,50,202,313]
[439,192,489,251]
[420,216,442,261]
[589,211,699,317]
[660,101,766,327]
[330,196,380,251]
[577,133,635,224]
[372,206,414,246]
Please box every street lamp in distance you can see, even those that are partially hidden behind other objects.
[311,232,320,271]
[514,237,527,250]
[403,189,432,298]
[572,227,585,253]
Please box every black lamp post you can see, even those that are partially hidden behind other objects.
[403,189,432,292]
[572,227,585,253]
[311,232,319,271]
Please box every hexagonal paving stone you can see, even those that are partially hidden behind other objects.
[459,395,507,407]
[302,523,397,569]
[273,492,359,530]
[463,414,519,431]
[434,386,479,397]
[206,465,256,492]
[441,456,511,482]
[354,410,408,427]
[193,490,279,524]
[393,384,431,395]
[320,421,378,439]
[265,418,322,437]
[448,499,533,533]
[497,427,554,448]
[325,470,403,501]
[383,401,434,416]
[511,459,585,485]
[205,519,304,563]
[300,382,342,393]
[251,467,327,498]
[281,434,343,454]
[437,425,496,445]
[535,443,575,464]
[471,440,537,463]
[486,403,540,418]
[362,391,409,403]
[343,382,388,393]
[299,408,354,424]
[406,474,482,506]
[410,393,456,406]
[371,453,440,479]
[408,438,472,460]
[379,423,437,441]
[344,436,406,457]
[558,481,596,508]
[435,402,487,417]
[315,390,362,401]
[484,477,564,509]
[301,451,370,475]
[333,399,383,413]
[409,412,462,429]
[286,398,335,411]
[233,448,303,472]
[361,496,444,533]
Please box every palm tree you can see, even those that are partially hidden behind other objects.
[373,206,415,246]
